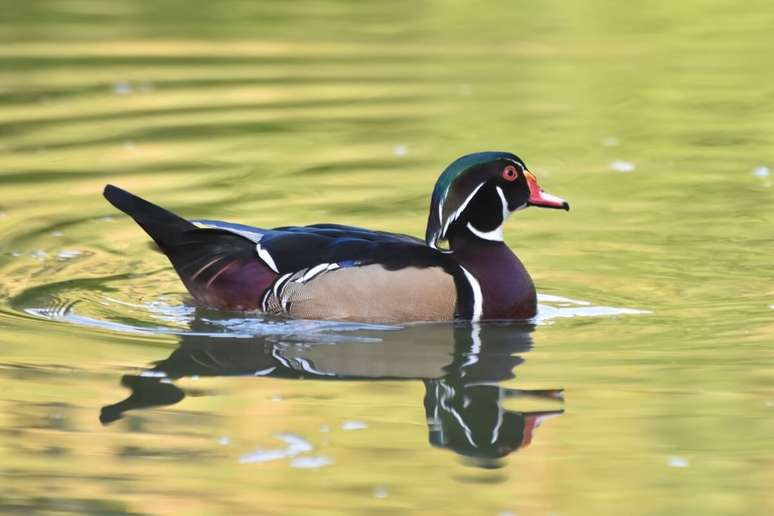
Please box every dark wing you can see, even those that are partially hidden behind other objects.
[195,219,438,274]
[258,230,441,272]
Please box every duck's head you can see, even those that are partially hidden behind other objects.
[425,151,569,249]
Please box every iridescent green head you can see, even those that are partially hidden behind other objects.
[425,151,569,248]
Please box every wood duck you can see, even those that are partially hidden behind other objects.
[103,151,568,323]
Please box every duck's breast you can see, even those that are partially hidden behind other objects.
[456,244,537,320]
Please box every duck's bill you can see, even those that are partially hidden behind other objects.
[525,171,570,211]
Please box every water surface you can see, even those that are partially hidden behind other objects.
[1,1,773,515]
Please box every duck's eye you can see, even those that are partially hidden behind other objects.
[501,165,518,182]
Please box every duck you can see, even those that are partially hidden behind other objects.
[103,151,568,323]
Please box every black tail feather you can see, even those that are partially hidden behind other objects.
[103,185,272,309]
[103,184,196,254]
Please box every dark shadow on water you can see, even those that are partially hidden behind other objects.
[101,313,564,468]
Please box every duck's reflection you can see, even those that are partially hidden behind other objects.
[102,315,563,467]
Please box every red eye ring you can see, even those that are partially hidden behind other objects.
[502,165,518,182]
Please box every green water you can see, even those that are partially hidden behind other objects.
[1,1,774,514]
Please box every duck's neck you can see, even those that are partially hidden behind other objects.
[448,228,536,321]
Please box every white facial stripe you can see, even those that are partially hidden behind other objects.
[439,182,486,241]
[503,158,525,173]
[495,186,509,220]
[460,266,483,321]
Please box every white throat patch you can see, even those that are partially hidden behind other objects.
[466,222,503,241]
[465,186,510,242]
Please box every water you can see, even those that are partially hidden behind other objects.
[1,1,773,514]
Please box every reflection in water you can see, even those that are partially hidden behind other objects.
[102,314,563,467]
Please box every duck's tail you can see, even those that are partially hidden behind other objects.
[103,185,276,309]
[103,184,197,253]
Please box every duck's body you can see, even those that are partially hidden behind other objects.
[104,151,568,323]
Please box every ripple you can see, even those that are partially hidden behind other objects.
[17,279,400,340]
[536,294,649,323]
[16,280,647,340]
